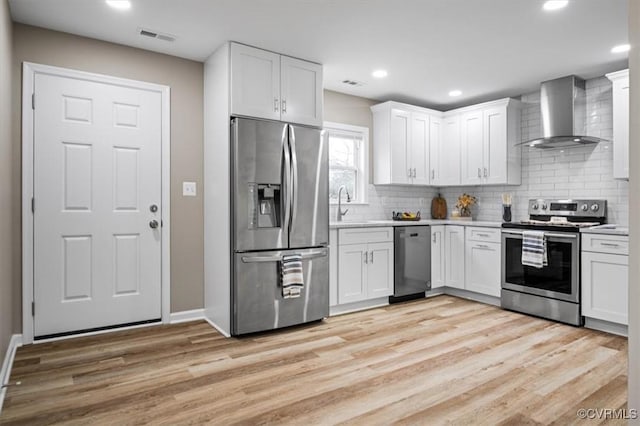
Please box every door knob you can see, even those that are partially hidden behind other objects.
[149,220,159,229]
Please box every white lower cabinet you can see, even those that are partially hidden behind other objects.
[581,234,629,325]
[465,228,501,297]
[337,228,394,304]
[431,226,445,288]
[445,226,465,289]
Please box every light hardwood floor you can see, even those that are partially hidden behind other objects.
[0,295,628,425]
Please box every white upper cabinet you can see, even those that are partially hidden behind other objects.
[607,69,629,180]
[431,114,461,186]
[461,110,484,185]
[280,56,323,127]
[372,102,436,186]
[373,98,519,187]
[230,43,281,121]
[230,43,323,127]
[460,99,521,186]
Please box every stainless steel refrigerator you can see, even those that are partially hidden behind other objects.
[231,117,329,335]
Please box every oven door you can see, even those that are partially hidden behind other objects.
[501,230,579,303]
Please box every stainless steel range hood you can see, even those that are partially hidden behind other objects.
[519,75,607,149]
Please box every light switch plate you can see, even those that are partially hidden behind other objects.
[183,181,197,197]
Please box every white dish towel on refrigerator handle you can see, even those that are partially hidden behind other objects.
[281,254,304,298]
[522,231,548,268]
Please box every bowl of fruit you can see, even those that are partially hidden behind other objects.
[392,211,421,221]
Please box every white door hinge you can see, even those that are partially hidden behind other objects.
[31,197,34,213]
[31,301,35,316]
[31,93,35,110]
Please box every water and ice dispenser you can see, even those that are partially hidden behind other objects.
[248,183,281,229]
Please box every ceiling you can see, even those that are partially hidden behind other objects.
[8,0,629,109]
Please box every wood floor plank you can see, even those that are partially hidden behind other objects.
[0,295,628,425]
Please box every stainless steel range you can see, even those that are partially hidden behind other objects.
[501,199,607,326]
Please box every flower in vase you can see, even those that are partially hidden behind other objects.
[455,193,477,217]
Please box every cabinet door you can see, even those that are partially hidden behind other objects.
[280,56,323,127]
[390,109,411,184]
[431,226,446,288]
[612,76,629,179]
[338,244,368,304]
[428,115,442,184]
[230,43,281,121]
[581,252,628,325]
[435,115,461,186]
[460,110,484,185]
[465,241,501,297]
[410,112,430,185]
[483,106,508,184]
[367,242,394,298]
[445,226,465,289]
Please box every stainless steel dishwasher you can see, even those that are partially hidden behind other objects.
[390,226,431,303]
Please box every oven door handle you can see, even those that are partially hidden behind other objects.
[501,230,577,239]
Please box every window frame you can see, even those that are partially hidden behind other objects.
[324,121,369,205]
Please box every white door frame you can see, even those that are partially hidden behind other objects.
[21,62,171,344]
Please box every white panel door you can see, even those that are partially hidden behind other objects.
[445,226,465,289]
[431,226,445,288]
[230,43,281,121]
[483,106,507,184]
[338,244,368,304]
[280,55,323,127]
[34,73,162,337]
[581,252,628,325]
[460,110,484,185]
[410,112,430,185]
[465,241,501,297]
[367,242,394,298]
[390,109,411,184]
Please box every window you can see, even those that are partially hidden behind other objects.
[325,122,369,204]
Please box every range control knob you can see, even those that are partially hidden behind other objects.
[532,203,539,210]
[591,204,600,212]
[581,204,589,211]
[541,203,548,210]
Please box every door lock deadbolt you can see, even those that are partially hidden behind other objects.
[150,204,158,213]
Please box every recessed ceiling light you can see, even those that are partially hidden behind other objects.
[611,44,630,54]
[448,90,462,97]
[106,0,131,10]
[543,0,569,11]
[372,70,388,79]
[573,138,581,142]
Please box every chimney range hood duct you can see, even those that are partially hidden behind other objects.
[519,75,607,149]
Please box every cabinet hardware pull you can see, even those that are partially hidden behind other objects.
[431,169,435,180]
[282,100,287,113]
[274,98,279,112]
[477,244,490,249]
[600,242,620,247]
[484,167,488,177]
[364,251,368,264]
[433,234,436,243]
[370,251,374,263]
[477,168,481,178]
[476,233,489,237]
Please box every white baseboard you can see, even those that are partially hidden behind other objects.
[169,309,205,324]
[330,297,389,316]
[585,317,628,337]
[0,334,23,414]
[444,287,501,307]
[204,317,231,338]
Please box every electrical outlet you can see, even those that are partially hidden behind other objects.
[183,182,197,197]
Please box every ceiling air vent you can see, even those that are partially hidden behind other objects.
[138,27,176,42]
[342,79,364,87]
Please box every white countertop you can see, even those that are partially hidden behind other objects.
[330,219,503,229]
[580,226,629,236]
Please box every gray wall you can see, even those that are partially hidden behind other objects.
[628,0,639,418]
[0,0,14,357]
[12,24,205,319]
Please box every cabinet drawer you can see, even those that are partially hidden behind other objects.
[582,234,629,255]
[339,227,393,245]
[466,227,501,243]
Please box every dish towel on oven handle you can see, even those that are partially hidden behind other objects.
[522,231,548,269]
[281,254,304,299]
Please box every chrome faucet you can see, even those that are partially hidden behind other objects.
[337,185,351,222]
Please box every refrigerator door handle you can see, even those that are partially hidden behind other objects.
[289,125,299,230]
[241,249,328,263]
[282,125,292,231]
